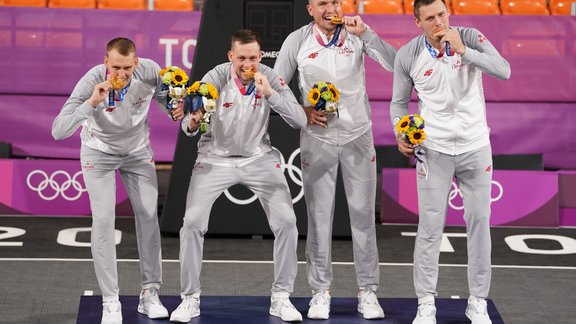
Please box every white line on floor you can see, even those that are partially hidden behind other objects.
[0,258,575,270]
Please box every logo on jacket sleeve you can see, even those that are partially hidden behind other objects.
[424,68,433,77]
[223,102,233,108]
[478,34,487,43]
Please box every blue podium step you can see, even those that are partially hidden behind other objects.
[77,295,504,323]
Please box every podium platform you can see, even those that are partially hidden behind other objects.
[77,296,504,323]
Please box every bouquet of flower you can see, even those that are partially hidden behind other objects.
[307,81,340,114]
[186,81,219,133]
[395,114,426,145]
[160,66,189,109]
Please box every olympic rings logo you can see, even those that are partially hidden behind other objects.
[26,170,87,201]
[448,180,503,210]
[224,148,304,205]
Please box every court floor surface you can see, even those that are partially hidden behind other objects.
[0,216,574,323]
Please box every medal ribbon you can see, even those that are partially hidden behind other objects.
[106,70,130,107]
[232,65,257,97]
[424,37,453,58]
[313,23,346,47]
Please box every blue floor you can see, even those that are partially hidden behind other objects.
[77,296,504,323]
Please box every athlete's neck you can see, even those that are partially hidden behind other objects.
[316,25,336,40]
[426,35,443,51]
[325,31,335,40]
[236,73,250,86]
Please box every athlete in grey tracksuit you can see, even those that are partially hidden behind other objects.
[390,14,511,320]
[177,59,306,295]
[51,43,181,309]
[169,30,307,323]
[274,18,395,298]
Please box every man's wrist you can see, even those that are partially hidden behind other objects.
[358,24,367,36]
[187,125,198,133]
[87,98,99,108]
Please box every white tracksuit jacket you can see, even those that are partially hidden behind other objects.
[181,62,307,165]
[390,27,511,155]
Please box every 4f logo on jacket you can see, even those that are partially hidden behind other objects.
[308,52,319,59]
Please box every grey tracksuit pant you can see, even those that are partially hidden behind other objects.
[178,150,299,295]
[81,144,163,301]
[414,145,492,299]
[300,129,380,292]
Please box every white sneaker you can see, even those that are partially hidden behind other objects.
[413,296,436,324]
[137,287,169,319]
[101,300,122,324]
[465,296,492,324]
[170,294,200,323]
[307,290,331,319]
[357,289,384,319]
[269,293,303,322]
